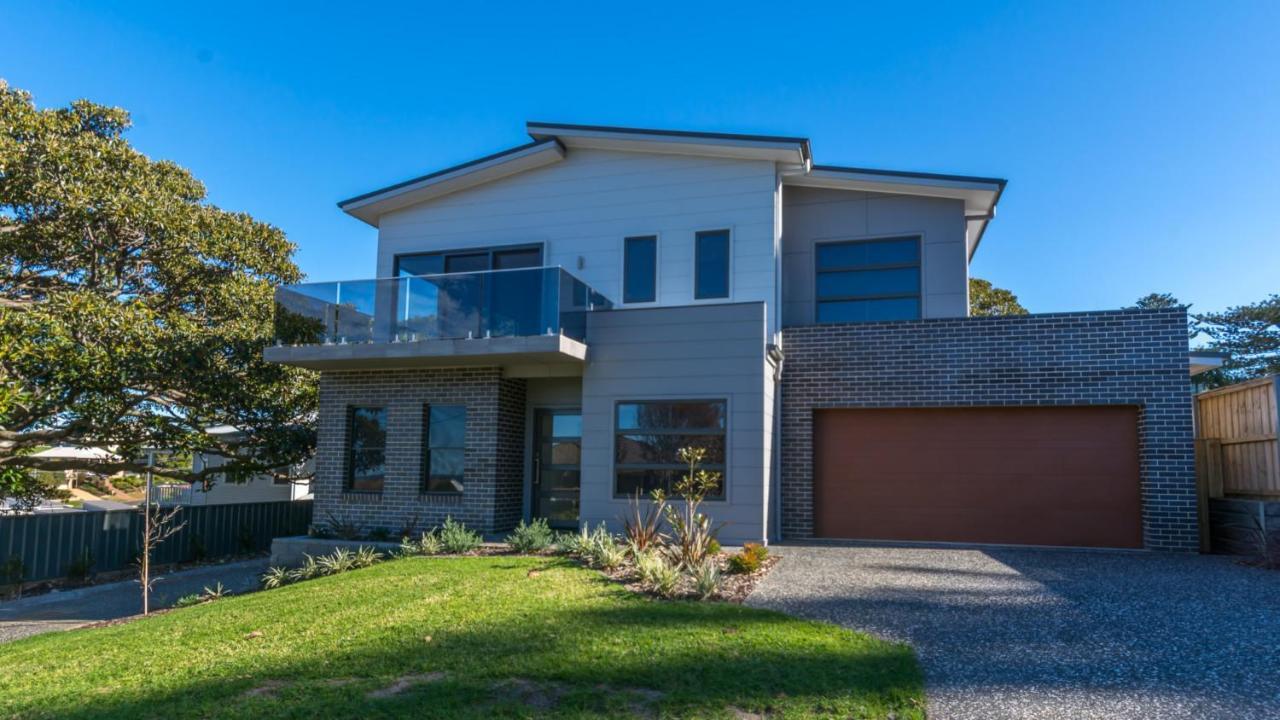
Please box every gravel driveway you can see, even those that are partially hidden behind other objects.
[0,558,269,645]
[747,545,1280,720]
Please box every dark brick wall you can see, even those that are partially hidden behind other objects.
[780,308,1197,551]
[314,367,527,535]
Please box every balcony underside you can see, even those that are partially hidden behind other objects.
[264,334,587,376]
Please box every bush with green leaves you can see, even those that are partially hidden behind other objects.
[399,529,443,557]
[260,566,290,589]
[728,543,768,574]
[505,518,554,554]
[439,517,482,554]
[635,552,680,598]
[554,525,595,556]
[689,558,721,600]
[174,582,229,608]
[584,528,626,570]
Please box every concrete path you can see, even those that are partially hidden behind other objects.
[0,558,269,644]
[747,544,1280,720]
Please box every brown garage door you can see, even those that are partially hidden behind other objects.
[814,407,1142,548]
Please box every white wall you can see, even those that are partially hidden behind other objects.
[376,148,781,334]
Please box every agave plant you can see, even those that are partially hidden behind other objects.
[261,566,291,590]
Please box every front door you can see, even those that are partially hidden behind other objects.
[532,409,582,529]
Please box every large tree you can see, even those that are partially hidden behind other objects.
[969,277,1028,316]
[0,81,315,483]
[1195,294,1280,385]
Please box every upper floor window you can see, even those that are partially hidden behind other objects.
[614,400,726,499]
[694,230,730,299]
[815,236,921,323]
[424,405,466,493]
[623,235,657,304]
[346,406,387,493]
[395,245,542,277]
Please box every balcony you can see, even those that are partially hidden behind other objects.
[264,267,612,373]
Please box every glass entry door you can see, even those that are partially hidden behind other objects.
[532,409,581,529]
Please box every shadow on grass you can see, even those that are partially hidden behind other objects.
[15,594,922,720]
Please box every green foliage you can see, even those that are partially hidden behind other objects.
[660,447,724,568]
[260,566,290,590]
[728,543,769,575]
[554,525,596,556]
[707,539,721,556]
[968,277,1028,317]
[400,530,443,556]
[0,557,926,719]
[690,558,722,600]
[0,467,66,514]
[322,512,361,541]
[505,518,554,554]
[174,582,230,608]
[1131,292,1182,310]
[1,555,22,599]
[188,534,207,563]
[0,81,316,486]
[236,525,257,554]
[1194,294,1280,387]
[316,548,356,575]
[622,488,666,552]
[635,550,680,597]
[64,546,93,583]
[438,517,481,554]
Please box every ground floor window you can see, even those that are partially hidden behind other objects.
[346,407,387,492]
[424,405,466,493]
[614,400,726,499]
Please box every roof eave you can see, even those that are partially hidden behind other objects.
[337,138,567,227]
[527,121,810,165]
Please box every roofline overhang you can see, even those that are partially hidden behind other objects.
[526,121,811,166]
[784,165,1006,260]
[337,138,567,227]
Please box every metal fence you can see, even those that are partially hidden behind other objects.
[0,500,313,583]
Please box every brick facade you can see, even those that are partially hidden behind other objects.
[314,367,526,536]
[779,308,1197,551]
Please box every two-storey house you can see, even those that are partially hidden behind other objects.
[267,122,1199,550]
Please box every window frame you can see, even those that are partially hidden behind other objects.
[621,234,660,305]
[422,404,467,495]
[611,399,728,501]
[345,405,388,494]
[814,234,923,323]
[693,228,732,301]
[393,242,544,278]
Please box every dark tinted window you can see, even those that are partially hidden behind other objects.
[347,407,387,492]
[395,246,542,277]
[614,400,726,499]
[816,238,919,269]
[444,253,488,273]
[815,236,921,323]
[493,247,542,269]
[695,230,730,299]
[623,236,657,304]
[424,405,465,493]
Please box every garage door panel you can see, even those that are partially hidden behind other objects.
[814,407,1142,548]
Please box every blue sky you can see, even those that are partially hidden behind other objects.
[4,1,1277,314]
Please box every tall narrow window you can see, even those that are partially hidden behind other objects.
[424,405,466,493]
[815,236,921,322]
[694,230,730,299]
[614,400,727,499]
[346,407,387,493]
[623,235,657,304]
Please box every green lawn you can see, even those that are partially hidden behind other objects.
[0,556,923,719]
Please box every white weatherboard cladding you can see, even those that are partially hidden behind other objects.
[376,148,780,334]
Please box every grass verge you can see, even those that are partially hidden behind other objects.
[0,555,922,719]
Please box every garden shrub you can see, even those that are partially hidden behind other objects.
[690,558,721,599]
[506,518,554,554]
[728,543,768,574]
[400,530,443,556]
[439,517,482,554]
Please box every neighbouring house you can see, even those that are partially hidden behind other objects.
[265,122,1202,550]
[154,426,313,506]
